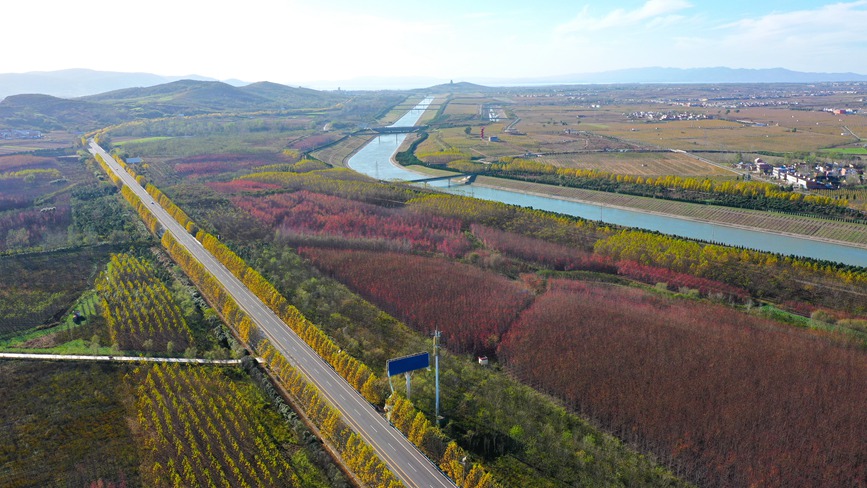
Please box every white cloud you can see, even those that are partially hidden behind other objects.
[555,0,692,33]
[705,1,867,71]
[4,0,867,84]
[544,1,867,74]
[721,0,867,42]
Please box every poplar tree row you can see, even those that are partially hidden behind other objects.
[145,183,198,235]
[97,253,192,351]
[160,232,255,344]
[120,185,161,235]
[195,230,383,404]
[132,363,304,487]
[595,228,867,312]
[485,158,853,213]
[93,153,122,187]
[386,394,496,488]
[258,340,403,488]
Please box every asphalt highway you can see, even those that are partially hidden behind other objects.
[89,141,455,488]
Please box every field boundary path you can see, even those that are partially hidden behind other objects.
[0,352,241,364]
[88,141,454,488]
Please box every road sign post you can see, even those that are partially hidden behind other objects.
[386,352,430,400]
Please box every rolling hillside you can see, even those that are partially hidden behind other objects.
[0,79,348,131]
[0,94,126,130]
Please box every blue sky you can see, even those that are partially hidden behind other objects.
[3,0,866,87]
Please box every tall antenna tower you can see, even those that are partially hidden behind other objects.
[434,329,442,427]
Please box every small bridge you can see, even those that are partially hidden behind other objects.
[406,173,476,186]
[370,125,428,134]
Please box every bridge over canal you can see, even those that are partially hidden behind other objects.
[406,173,476,186]
[366,125,428,134]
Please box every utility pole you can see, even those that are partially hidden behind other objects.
[434,329,441,427]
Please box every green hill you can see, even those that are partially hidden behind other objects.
[0,80,348,131]
[0,94,125,130]
[419,81,493,93]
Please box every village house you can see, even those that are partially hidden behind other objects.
[753,158,772,174]
[786,173,827,190]
[772,166,790,179]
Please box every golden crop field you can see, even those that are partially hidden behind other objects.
[539,151,737,177]
[547,106,851,153]
[443,98,486,117]
[418,126,531,160]
[507,101,865,153]
[604,120,839,153]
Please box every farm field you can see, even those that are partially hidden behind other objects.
[234,190,472,256]
[538,150,736,177]
[0,361,140,487]
[402,91,859,183]
[815,187,867,212]
[0,245,116,340]
[0,359,336,488]
[113,132,290,159]
[415,98,446,125]
[517,105,851,154]
[473,176,867,247]
[442,97,490,117]
[0,152,150,252]
[420,90,867,164]
[419,127,529,160]
[0,131,78,155]
[98,253,194,352]
[824,147,867,155]
[299,248,534,356]
[730,106,867,140]
[131,362,333,487]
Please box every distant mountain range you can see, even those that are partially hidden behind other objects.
[3,67,867,100]
[526,67,867,85]
[0,69,230,100]
[0,79,345,131]
[2,67,866,131]
[306,67,867,90]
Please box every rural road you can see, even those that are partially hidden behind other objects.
[89,141,454,488]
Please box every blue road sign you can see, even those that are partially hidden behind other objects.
[387,352,430,376]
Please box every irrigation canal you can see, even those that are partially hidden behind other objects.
[348,98,867,268]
